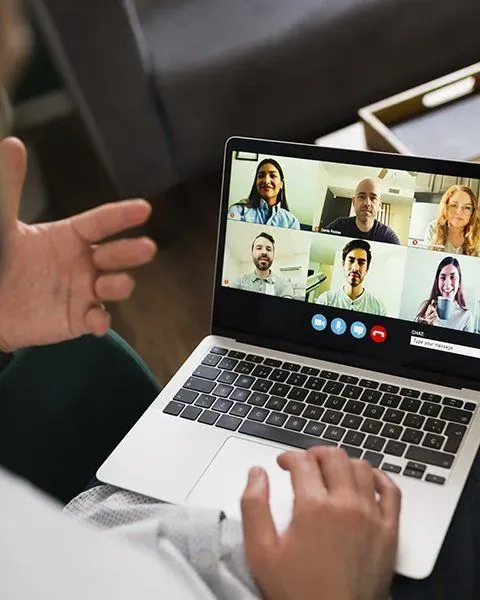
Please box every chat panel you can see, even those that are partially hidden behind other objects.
[227,152,322,231]
[408,174,480,256]
[222,221,312,301]
[312,162,416,247]
[307,233,408,318]
[399,247,480,333]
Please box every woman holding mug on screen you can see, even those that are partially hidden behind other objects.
[424,185,480,256]
[228,158,300,229]
[415,256,474,332]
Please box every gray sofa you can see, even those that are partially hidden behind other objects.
[31,0,480,199]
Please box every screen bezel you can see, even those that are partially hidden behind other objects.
[212,136,480,391]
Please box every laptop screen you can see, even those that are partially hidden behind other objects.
[213,138,480,387]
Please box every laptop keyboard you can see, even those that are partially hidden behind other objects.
[163,346,477,485]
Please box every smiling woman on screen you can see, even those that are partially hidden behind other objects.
[228,158,300,229]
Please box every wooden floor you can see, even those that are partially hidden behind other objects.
[24,114,221,384]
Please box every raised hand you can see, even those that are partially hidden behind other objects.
[0,137,157,350]
[241,447,400,600]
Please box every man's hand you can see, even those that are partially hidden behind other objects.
[241,447,401,600]
[0,137,157,350]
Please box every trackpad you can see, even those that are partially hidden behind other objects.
[187,437,293,531]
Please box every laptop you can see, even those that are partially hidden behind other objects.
[98,137,480,580]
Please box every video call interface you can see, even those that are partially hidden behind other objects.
[221,150,480,364]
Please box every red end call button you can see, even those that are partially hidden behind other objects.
[370,325,387,343]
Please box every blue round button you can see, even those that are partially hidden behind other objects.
[350,321,367,339]
[331,317,347,335]
[311,314,328,331]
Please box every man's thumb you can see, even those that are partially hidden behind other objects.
[0,136,27,224]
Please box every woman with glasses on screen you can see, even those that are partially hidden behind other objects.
[228,158,300,229]
[424,185,480,256]
[415,256,474,332]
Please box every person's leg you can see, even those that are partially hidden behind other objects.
[0,331,161,504]
[391,447,480,600]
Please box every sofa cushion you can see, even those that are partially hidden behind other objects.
[140,0,480,178]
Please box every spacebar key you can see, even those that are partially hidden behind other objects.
[239,421,337,450]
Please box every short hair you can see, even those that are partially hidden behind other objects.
[342,239,372,269]
[252,232,275,250]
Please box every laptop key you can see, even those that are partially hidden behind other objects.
[287,372,308,387]
[285,401,304,416]
[264,358,282,368]
[212,399,234,413]
[380,394,401,408]
[304,421,326,437]
[270,383,291,397]
[341,445,363,459]
[404,413,425,429]
[248,393,268,407]
[344,400,366,415]
[270,369,289,382]
[239,421,337,450]
[399,398,421,413]
[163,401,184,416]
[235,361,256,375]
[423,434,445,450]
[442,397,463,408]
[306,391,327,406]
[229,403,251,418]
[248,408,269,422]
[363,404,385,419]
[184,377,215,394]
[228,350,246,359]
[305,377,327,391]
[444,423,467,454]
[324,381,344,395]
[216,415,242,431]
[342,385,362,399]
[381,424,402,440]
[361,389,382,404]
[202,354,222,367]
[363,435,386,452]
[383,409,405,424]
[406,461,426,473]
[405,446,454,469]
[230,388,250,402]
[464,402,476,411]
[440,406,472,425]
[210,346,228,355]
[180,406,202,421]
[401,387,420,398]
[420,402,441,418]
[251,379,273,393]
[344,431,365,447]
[266,411,288,427]
[361,419,382,435]
[402,428,423,445]
[252,365,273,379]
[404,468,423,479]
[301,366,320,376]
[325,395,347,410]
[360,379,379,389]
[285,416,307,431]
[322,409,343,425]
[363,451,384,468]
[421,392,441,403]
[246,354,264,363]
[212,384,234,397]
[217,371,238,385]
[425,474,446,485]
[235,376,255,389]
[321,370,340,380]
[266,396,287,411]
[288,387,309,402]
[382,463,401,474]
[424,418,446,435]
[282,362,301,372]
[340,374,359,385]
[198,410,220,425]
[341,414,362,430]
[174,389,198,404]
[193,365,221,380]
[195,394,215,408]
[302,405,324,420]
[384,440,406,457]
[218,357,238,371]
[380,384,399,394]
[324,426,346,442]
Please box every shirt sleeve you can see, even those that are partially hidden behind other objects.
[385,226,401,245]
[464,310,474,332]
[278,277,295,298]
[316,291,329,305]
[424,221,435,245]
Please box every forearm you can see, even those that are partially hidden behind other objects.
[65,485,260,600]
